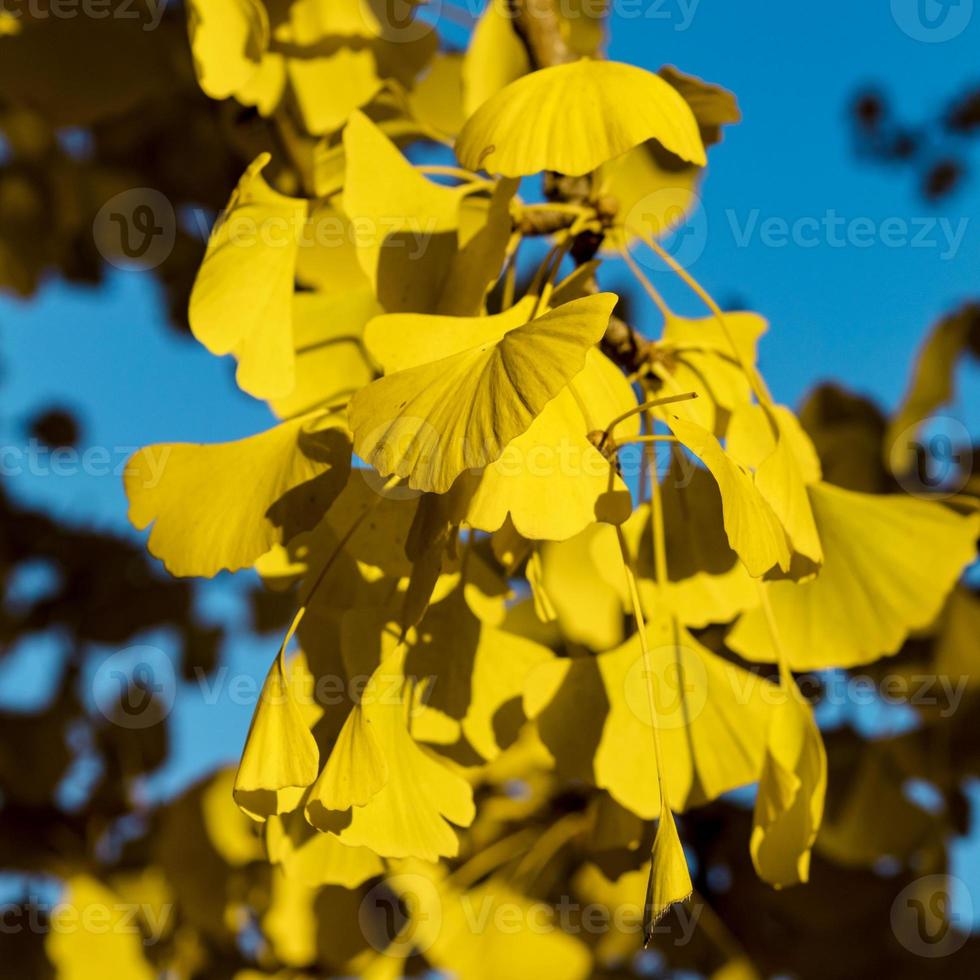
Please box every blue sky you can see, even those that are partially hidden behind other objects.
[1,0,979,922]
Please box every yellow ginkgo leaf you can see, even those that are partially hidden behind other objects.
[726,403,823,570]
[727,402,822,484]
[599,69,739,251]
[288,48,383,135]
[261,867,319,968]
[524,614,778,819]
[306,702,388,815]
[350,294,617,493]
[125,416,351,578]
[436,178,518,316]
[186,0,268,101]
[751,682,827,887]
[816,741,940,869]
[651,312,767,435]
[288,0,372,38]
[541,524,626,651]
[268,811,383,889]
[270,289,380,419]
[933,586,980,685]
[235,650,320,820]
[46,876,156,980]
[462,0,530,118]
[546,478,758,644]
[309,649,475,860]
[885,303,979,472]
[662,310,767,367]
[638,464,761,627]
[728,482,980,669]
[667,414,791,577]
[464,347,638,540]
[235,49,286,115]
[289,0,427,44]
[659,66,742,147]
[410,53,466,138]
[258,472,422,599]
[342,110,467,312]
[296,201,371,294]
[189,154,308,398]
[644,807,693,939]
[202,768,265,866]
[526,548,558,622]
[456,59,705,177]
[365,297,536,374]
[402,590,555,761]
[574,860,648,965]
[389,863,592,980]
[600,143,701,251]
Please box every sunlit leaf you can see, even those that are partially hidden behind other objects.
[456,59,706,177]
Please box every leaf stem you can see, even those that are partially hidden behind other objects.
[757,581,794,689]
[642,233,772,407]
[449,827,540,890]
[618,434,680,448]
[615,527,670,814]
[603,392,698,439]
[417,164,485,182]
[620,244,673,319]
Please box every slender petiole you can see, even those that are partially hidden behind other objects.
[603,392,698,439]
[619,434,679,446]
[615,527,670,809]
[619,244,673,319]
[757,582,794,690]
[643,232,772,406]
[448,827,540,890]
[417,163,484,182]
